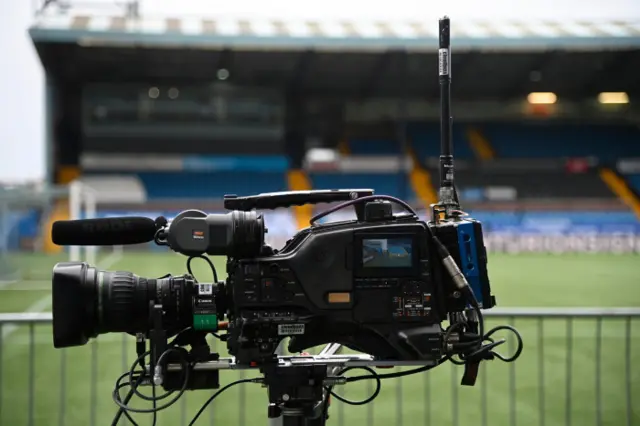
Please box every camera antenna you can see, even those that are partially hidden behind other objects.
[434,16,460,222]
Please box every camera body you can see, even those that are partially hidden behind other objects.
[50,190,500,393]
[226,213,442,365]
[159,191,495,366]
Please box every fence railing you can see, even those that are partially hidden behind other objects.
[0,308,638,426]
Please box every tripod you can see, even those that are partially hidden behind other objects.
[266,343,342,426]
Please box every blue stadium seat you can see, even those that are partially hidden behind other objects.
[408,123,473,160]
[2,210,41,250]
[137,172,287,199]
[628,174,640,193]
[309,172,416,200]
[349,139,400,155]
[483,124,640,160]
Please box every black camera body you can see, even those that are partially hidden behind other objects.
[156,190,494,367]
[226,212,443,365]
[50,190,494,368]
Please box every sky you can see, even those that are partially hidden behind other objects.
[0,0,638,183]
[140,0,639,20]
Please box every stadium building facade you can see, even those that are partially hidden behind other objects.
[21,1,640,253]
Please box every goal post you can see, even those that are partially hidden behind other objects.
[69,180,97,264]
[67,179,124,266]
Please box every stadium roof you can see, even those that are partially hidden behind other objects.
[29,13,640,52]
[29,7,640,100]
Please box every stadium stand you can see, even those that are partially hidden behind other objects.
[482,123,640,160]
[309,172,416,201]
[450,169,614,200]
[4,210,41,250]
[628,174,640,194]
[136,171,287,199]
[342,123,476,160]
[348,139,401,155]
[25,5,640,254]
[409,123,474,160]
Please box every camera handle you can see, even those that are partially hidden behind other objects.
[223,189,374,218]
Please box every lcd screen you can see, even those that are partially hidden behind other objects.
[362,238,413,268]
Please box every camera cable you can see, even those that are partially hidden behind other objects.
[429,231,524,366]
[112,372,143,426]
[319,366,381,426]
[187,254,218,283]
[328,366,381,405]
[188,378,261,425]
[111,347,192,423]
[310,195,418,225]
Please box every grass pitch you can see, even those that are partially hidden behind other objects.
[0,252,639,426]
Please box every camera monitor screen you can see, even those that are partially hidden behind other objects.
[362,237,413,268]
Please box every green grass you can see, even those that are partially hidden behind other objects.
[1,252,639,426]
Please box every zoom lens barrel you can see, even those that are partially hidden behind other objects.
[52,262,194,348]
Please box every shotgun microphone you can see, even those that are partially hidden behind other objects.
[52,217,157,246]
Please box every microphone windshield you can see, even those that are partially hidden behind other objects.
[52,217,157,246]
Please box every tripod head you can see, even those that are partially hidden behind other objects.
[155,340,437,426]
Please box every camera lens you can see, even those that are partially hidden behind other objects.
[52,262,193,348]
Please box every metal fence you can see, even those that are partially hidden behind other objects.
[0,308,638,426]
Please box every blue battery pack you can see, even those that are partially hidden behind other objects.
[455,220,484,307]
[430,218,495,310]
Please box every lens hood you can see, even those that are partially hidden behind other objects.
[52,262,98,348]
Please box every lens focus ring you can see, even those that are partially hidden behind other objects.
[103,271,137,332]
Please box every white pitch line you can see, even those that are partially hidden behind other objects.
[1,251,124,342]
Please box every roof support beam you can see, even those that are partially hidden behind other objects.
[357,50,398,100]
[287,49,315,96]
[215,48,234,79]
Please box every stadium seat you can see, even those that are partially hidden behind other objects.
[627,174,640,194]
[445,169,614,199]
[309,172,417,201]
[348,139,401,155]
[483,123,640,160]
[3,210,41,250]
[137,172,287,199]
[408,123,473,161]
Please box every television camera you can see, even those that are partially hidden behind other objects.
[49,17,522,426]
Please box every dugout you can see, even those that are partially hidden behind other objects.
[28,3,640,185]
